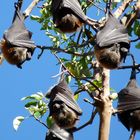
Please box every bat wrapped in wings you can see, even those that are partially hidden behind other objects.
[0,0,36,68]
[45,123,73,140]
[46,77,82,129]
[117,69,140,139]
[51,0,96,33]
[95,13,130,69]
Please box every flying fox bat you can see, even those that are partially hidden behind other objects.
[95,12,130,69]
[117,69,140,139]
[0,1,36,68]
[51,0,96,33]
[46,77,82,129]
[45,123,73,140]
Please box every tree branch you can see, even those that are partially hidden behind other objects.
[74,108,98,132]
[131,37,140,42]
[117,64,140,71]
[53,53,101,93]
[121,0,140,28]
[102,68,110,97]
[113,0,133,18]
[33,115,48,129]
[95,68,112,140]
[23,0,41,18]
[37,45,94,59]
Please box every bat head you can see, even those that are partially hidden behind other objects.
[47,78,82,129]
[51,0,86,33]
[94,43,122,69]
[0,39,34,68]
[51,100,79,129]
[1,2,36,69]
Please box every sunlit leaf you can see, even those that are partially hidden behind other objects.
[134,20,140,36]
[13,116,25,131]
[74,93,79,101]
[135,42,140,49]
[47,116,54,128]
[34,112,41,119]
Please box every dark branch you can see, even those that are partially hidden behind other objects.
[117,64,140,70]
[129,129,136,140]
[131,37,140,42]
[33,115,48,129]
[73,109,98,132]
[36,45,94,59]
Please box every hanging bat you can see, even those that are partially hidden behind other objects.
[45,123,73,140]
[117,69,140,139]
[0,1,36,68]
[51,0,96,33]
[47,77,82,129]
[95,12,130,69]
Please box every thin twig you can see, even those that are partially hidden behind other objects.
[89,1,105,13]
[33,115,48,129]
[117,64,140,70]
[131,37,140,42]
[36,45,94,59]
[53,53,101,93]
[113,0,133,18]
[74,108,98,132]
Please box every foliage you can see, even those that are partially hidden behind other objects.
[12,0,140,140]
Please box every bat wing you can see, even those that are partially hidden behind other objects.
[50,79,82,115]
[3,7,35,49]
[96,14,129,47]
[52,0,87,22]
[117,87,140,111]
[54,91,82,115]
[117,111,131,131]
[46,123,73,140]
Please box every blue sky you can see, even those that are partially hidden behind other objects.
[0,0,140,140]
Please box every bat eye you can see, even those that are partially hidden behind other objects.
[130,112,134,116]
[53,103,61,111]
[11,50,17,55]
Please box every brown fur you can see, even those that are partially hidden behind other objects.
[55,14,83,33]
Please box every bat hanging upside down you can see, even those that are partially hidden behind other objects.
[0,1,36,68]
[51,0,96,33]
[46,77,82,129]
[117,69,140,139]
[95,12,130,69]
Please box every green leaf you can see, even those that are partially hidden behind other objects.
[47,116,54,128]
[74,93,79,101]
[66,75,72,83]
[21,92,44,101]
[134,20,140,36]
[135,42,140,49]
[30,15,40,21]
[25,101,38,108]
[34,112,41,119]
[13,116,25,131]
